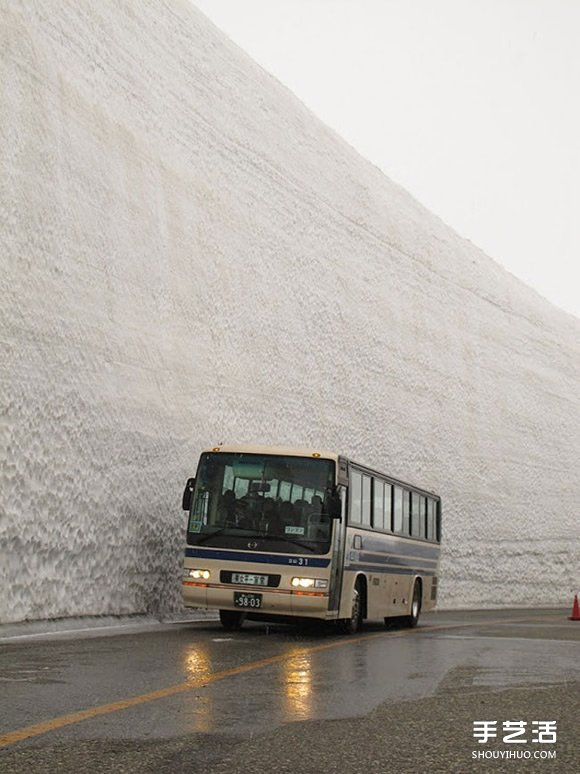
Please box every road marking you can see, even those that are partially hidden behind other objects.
[0,616,549,749]
[0,628,400,748]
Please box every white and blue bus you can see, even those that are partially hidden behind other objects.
[181,445,441,632]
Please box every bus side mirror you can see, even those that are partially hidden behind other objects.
[327,487,342,520]
[182,477,195,511]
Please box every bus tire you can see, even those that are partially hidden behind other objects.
[405,580,422,628]
[338,580,363,635]
[219,610,245,631]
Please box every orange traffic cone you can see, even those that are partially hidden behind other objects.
[569,594,580,621]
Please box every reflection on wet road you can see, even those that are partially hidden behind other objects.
[183,645,213,733]
[282,650,314,720]
[0,609,578,772]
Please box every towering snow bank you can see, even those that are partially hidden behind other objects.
[1,0,579,624]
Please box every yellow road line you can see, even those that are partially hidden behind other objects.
[0,617,540,749]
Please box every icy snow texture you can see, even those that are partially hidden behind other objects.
[1,0,579,624]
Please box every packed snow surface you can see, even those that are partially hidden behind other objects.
[1,0,579,624]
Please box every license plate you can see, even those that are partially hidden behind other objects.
[231,573,268,586]
[234,592,262,609]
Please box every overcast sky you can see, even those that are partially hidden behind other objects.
[193,0,579,319]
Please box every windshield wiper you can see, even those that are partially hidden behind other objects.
[195,528,230,545]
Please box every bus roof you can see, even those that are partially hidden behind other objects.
[201,444,340,461]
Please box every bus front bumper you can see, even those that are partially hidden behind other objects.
[182,582,330,619]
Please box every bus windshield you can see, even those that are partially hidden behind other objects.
[187,452,336,552]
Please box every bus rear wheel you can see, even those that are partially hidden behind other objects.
[405,581,422,628]
[219,610,245,631]
[338,581,362,634]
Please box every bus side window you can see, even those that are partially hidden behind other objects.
[384,483,392,531]
[361,475,372,526]
[350,470,362,524]
[411,492,422,537]
[393,487,403,533]
[402,491,410,535]
[427,499,436,540]
[373,480,384,529]
[420,496,427,539]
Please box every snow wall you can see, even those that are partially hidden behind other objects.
[1,0,579,624]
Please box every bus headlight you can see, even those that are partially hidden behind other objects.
[184,569,211,580]
[291,577,328,589]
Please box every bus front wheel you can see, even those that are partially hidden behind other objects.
[219,609,245,631]
[338,581,362,635]
[405,581,422,628]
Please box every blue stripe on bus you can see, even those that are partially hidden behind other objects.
[358,551,438,567]
[345,563,436,576]
[185,547,331,568]
[358,535,440,559]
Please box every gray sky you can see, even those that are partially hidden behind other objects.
[193,0,579,319]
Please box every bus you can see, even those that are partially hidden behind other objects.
[181,445,441,633]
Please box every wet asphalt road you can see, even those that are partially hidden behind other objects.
[0,609,578,773]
